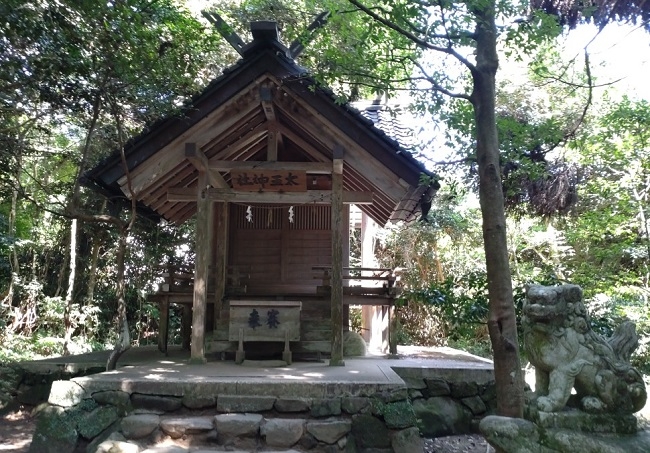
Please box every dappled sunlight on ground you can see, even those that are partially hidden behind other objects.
[396,345,493,363]
[0,410,33,453]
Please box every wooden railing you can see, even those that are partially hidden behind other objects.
[150,264,400,301]
[312,266,401,301]
[154,265,194,293]
[152,264,249,295]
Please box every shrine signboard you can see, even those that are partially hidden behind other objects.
[229,300,301,342]
[231,170,307,192]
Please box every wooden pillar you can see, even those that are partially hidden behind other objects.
[181,304,192,350]
[157,298,169,353]
[330,148,345,366]
[388,306,397,355]
[191,171,213,363]
[342,204,350,331]
[213,202,229,329]
[360,213,376,344]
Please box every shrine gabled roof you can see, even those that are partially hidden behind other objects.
[84,21,436,226]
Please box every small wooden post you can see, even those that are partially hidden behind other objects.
[236,327,245,364]
[283,330,292,364]
[191,170,213,363]
[330,148,345,366]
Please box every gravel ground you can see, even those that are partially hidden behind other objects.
[424,434,491,453]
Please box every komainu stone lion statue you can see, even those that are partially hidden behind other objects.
[523,284,647,414]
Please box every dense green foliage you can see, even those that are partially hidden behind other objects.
[0,0,647,380]
[0,0,229,361]
[379,93,650,368]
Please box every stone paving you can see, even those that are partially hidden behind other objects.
[21,344,494,399]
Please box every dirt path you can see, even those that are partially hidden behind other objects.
[0,409,34,453]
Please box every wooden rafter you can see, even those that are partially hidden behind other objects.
[274,122,329,163]
[185,143,228,189]
[202,10,245,56]
[117,86,261,196]
[274,93,406,202]
[148,168,198,211]
[201,106,265,155]
[207,122,268,162]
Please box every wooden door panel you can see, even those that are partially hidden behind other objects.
[229,204,332,293]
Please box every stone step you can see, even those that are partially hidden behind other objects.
[97,436,309,452]
[98,441,302,453]
[206,340,331,354]
[140,445,300,453]
[109,412,357,453]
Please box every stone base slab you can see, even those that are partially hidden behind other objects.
[530,408,638,435]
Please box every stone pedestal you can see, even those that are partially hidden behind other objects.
[530,408,638,435]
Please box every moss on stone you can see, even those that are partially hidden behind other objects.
[343,330,367,357]
[30,405,78,453]
[382,400,417,429]
[77,406,120,439]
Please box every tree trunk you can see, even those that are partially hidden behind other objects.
[106,101,136,371]
[106,231,130,370]
[4,146,22,309]
[54,242,69,298]
[62,218,78,356]
[471,2,524,418]
[5,177,19,305]
[86,200,106,305]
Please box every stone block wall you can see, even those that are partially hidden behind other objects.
[392,366,497,437]
[30,380,423,453]
[0,363,105,410]
[26,362,496,452]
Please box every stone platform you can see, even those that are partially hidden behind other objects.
[25,346,496,453]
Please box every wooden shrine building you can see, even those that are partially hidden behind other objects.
[85,21,436,365]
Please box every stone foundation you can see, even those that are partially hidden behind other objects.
[26,356,497,452]
[30,379,423,452]
[1,362,105,410]
[392,366,497,437]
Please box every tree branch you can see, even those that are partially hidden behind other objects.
[410,58,472,100]
[561,49,593,144]
[433,156,477,166]
[346,0,477,71]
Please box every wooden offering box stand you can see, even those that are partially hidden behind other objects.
[229,300,302,364]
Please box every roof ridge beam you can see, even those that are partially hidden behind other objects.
[167,188,372,204]
[208,161,332,174]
